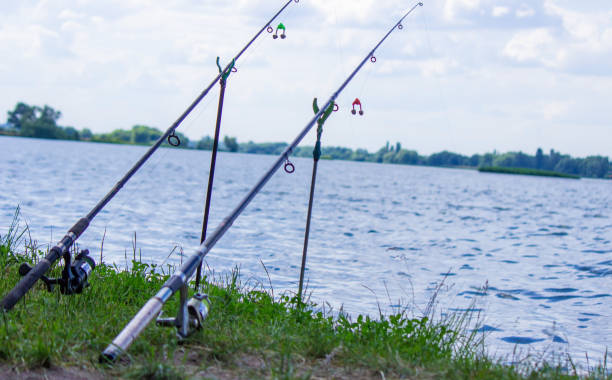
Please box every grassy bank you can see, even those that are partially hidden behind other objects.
[478,166,581,179]
[0,212,609,379]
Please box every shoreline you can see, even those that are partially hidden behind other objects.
[1,214,610,379]
[478,166,581,179]
[1,134,609,181]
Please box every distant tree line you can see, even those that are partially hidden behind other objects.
[238,140,610,178]
[3,102,79,140]
[3,102,610,179]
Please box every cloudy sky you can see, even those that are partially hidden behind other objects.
[1,0,610,157]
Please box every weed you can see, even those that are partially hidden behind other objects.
[0,209,609,379]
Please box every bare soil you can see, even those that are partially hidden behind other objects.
[0,365,106,380]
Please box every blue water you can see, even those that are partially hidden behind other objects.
[1,136,611,365]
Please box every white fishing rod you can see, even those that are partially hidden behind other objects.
[101,1,424,362]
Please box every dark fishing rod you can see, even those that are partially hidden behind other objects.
[0,0,299,313]
[298,98,334,301]
[193,57,235,291]
[101,2,423,362]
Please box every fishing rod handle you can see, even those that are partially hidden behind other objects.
[0,218,89,311]
[101,288,170,362]
[1,251,56,311]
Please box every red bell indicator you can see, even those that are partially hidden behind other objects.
[351,98,364,115]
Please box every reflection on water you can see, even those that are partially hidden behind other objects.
[1,136,611,364]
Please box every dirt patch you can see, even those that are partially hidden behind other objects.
[1,359,412,380]
[186,353,394,380]
[0,365,106,380]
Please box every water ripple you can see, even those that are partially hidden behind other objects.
[1,136,610,367]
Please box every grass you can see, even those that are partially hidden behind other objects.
[1,209,610,379]
[478,167,581,179]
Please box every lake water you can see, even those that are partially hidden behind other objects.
[1,136,610,367]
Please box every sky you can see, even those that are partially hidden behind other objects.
[0,0,611,157]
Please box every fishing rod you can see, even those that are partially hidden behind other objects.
[193,57,235,292]
[101,2,424,362]
[194,5,297,293]
[297,98,334,301]
[0,0,299,312]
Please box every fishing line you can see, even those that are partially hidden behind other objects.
[418,5,457,148]
[351,53,376,117]
[297,7,382,298]
[102,2,424,362]
[334,2,347,73]
[331,4,359,133]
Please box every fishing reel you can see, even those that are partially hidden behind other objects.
[156,289,210,339]
[19,249,96,295]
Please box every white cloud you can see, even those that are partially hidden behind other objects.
[58,9,85,20]
[302,0,382,24]
[418,58,459,77]
[544,1,611,45]
[516,5,535,18]
[60,20,82,33]
[502,28,560,67]
[541,101,571,120]
[443,0,481,21]
[500,1,612,75]
[492,6,509,18]
[1,0,611,158]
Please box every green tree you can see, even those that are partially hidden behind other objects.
[19,105,63,139]
[7,102,37,129]
[492,153,516,168]
[81,128,93,140]
[382,150,396,163]
[548,149,561,171]
[131,125,162,144]
[238,141,287,155]
[582,156,609,178]
[394,149,420,165]
[428,151,467,167]
[469,154,480,167]
[371,146,389,163]
[197,136,214,150]
[513,151,534,168]
[39,105,62,125]
[223,136,238,152]
[535,148,544,169]
[351,148,370,162]
[63,126,80,140]
[98,129,132,143]
[7,103,64,139]
[554,157,580,175]
[480,153,494,167]
[322,146,353,160]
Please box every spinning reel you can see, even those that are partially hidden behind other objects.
[19,249,96,295]
[156,288,211,339]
